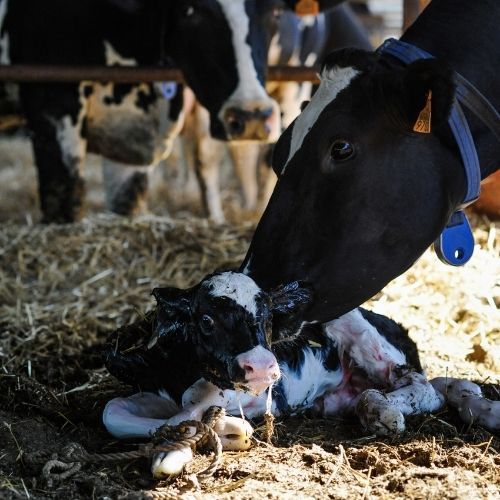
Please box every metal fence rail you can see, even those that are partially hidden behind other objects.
[0,65,320,84]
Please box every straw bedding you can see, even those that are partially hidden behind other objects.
[0,136,498,499]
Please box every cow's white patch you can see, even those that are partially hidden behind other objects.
[207,271,261,317]
[282,65,360,174]
[324,309,407,383]
[103,40,137,66]
[280,347,343,410]
[215,0,279,140]
[215,0,268,104]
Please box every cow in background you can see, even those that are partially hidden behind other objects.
[0,0,281,222]
[179,2,372,223]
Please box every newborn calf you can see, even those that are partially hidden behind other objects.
[103,272,498,477]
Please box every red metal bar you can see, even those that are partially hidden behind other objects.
[0,65,320,84]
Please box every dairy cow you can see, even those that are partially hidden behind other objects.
[0,0,282,222]
[242,0,500,322]
[184,2,372,222]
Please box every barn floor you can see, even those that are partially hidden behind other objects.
[0,136,499,499]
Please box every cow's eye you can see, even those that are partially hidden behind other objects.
[330,140,355,162]
[201,314,214,333]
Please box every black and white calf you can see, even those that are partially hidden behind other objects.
[1,0,281,222]
[102,272,499,478]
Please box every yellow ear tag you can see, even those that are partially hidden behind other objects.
[295,0,319,16]
[413,90,432,133]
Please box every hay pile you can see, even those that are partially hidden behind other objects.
[0,212,498,499]
[0,215,254,382]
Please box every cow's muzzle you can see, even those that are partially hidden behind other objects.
[219,99,280,142]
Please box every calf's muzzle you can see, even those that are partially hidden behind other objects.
[234,345,280,395]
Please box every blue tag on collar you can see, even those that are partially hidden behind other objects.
[159,81,177,100]
[434,210,474,266]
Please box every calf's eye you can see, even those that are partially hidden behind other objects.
[201,314,214,333]
[330,140,355,162]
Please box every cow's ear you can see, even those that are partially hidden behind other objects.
[402,59,455,133]
[321,47,377,75]
[148,287,193,348]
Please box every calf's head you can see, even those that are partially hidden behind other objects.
[243,48,462,322]
[167,0,281,142]
[150,271,312,394]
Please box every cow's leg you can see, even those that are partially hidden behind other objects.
[101,159,151,216]
[190,103,226,223]
[228,142,260,211]
[257,145,278,213]
[430,377,500,431]
[21,84,87,222]
[356,370,444,435]
[195,137,226,223]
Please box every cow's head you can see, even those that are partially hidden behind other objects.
[150,271,312,394]
[166,0,282,142]
[242,47,463,322]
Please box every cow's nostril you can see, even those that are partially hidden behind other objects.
[227,117,245,137]
[243,363,254,375]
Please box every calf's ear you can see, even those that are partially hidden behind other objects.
[402,59,455,133]
[270,281,313,342]
[148,287,192,348]
[270,281,313,315]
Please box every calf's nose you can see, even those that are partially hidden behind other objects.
[236,345,280,383]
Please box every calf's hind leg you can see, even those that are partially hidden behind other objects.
[325,309,444,435]
[431,377,500,432]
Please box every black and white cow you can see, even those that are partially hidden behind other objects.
[0,0,283,222]
[182,2,372,222]
[240,0,500,322]
[102,271,499,478]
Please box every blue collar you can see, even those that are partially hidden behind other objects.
[378,38,500,266]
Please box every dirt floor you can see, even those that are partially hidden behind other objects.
[0,135,499,499]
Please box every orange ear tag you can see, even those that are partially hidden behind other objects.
[413,90,432,133]
[295,0,319,16]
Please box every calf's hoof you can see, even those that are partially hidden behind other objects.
[214,416,253,451]
[151,446,193,478]
[356,389,405,436]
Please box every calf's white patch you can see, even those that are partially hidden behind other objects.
[207,271,261,317]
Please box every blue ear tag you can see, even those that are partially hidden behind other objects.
[159,81,177,100]
[434,210,474,266]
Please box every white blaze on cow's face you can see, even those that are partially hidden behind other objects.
[282,65,360,174]
[215,0,280,142]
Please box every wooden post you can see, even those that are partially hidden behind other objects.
[403,0,430,31]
